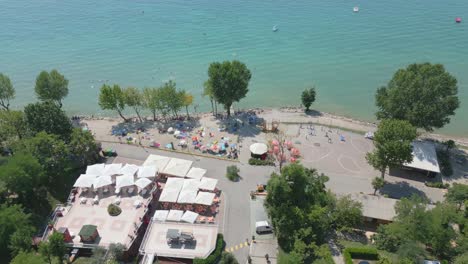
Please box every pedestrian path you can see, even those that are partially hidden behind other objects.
[225,241,249,253]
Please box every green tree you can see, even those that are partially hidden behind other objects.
[123,87,143,122]
[38,242,52,264]
[226,165,240,181]
[330,195,363,231]
[376,63,459,131]
[366,119,417,178]
[12,132,70,192]
[220,252,239,264]
[0,110,27,142]
[10,252,46,264]
[372,177,385,195]
[301,87,316,111]
[24,102,73,140]
[446,183,468,211]
[142,87,163,121]
[159,81,183,118]
[34,70,69,107]
[208,60,251,117]
[98,84,127,122]
[203,80,216,115]
[376,256,392,264]
[8,227,35,256]
[0,73,15,111]
[454,253,468,264]
[68,128,100,168]
[0,205,32,259]
[181,91,194,119]
[108,243,125,261]
[48,232,66,263]
[265,163,331,251]
[396,241,427,263]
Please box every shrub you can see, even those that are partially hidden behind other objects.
[194,234,224,264]
[226,165,240,181]
[436,149,453,176]
[424,181,449,189]
[107,204,122,216]
[343,247,379,264]
[248,158,274,166]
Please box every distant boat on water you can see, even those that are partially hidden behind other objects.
[353,6,359,13]
[272,25,278,32]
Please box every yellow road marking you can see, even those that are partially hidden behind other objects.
[230,247,234,252]
[244,242,249,246]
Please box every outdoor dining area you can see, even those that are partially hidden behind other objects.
[71,163,157,206]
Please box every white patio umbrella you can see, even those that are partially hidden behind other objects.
[153,210,169,222]
[249,143,268,155]
[104,163,122,175]
[74,174,97,188]
[182,179,200,192]
[135,178,152,189]
[159,188,180,203]
[137,166,157,178]
[181,211,199,224]
[186,167,206,180]
[116,174,135,189]
[195,192,216,205]
[167,210,184,222]
[86,164,105,175]
[177,190,197,204]
[93,175,113,189]
[120,164,139,176]
[167,127,174,133]
[198,177,218,191]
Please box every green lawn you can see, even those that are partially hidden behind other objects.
[338,239,400,264]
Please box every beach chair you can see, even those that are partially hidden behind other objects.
[115,188,121,195]
[128,187,134,194]
[80,197,87,204]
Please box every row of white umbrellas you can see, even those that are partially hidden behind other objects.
[73,173,153,190]
[85,163,157,179]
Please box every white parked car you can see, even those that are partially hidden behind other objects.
[255,221,273,234]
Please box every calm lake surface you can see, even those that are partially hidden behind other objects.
[1,0,467,136]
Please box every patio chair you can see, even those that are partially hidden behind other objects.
[140,189,148,196]
[115,188,121,195]
[114,197,121,205]
[127,187,134,194]
[208,217,215,224]
[80,197,87,204]
[93,195,99,205]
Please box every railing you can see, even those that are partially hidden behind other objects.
[40,203,65,241]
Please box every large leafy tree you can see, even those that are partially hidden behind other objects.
[330,195,363,231]
[159,81,183,118]
[34,70,69,107]
[203,80,216,115]
[142,87,165,121]
[10,252,46,264]
[0,205,33,260]
[181,91,194,119]
[265,163,331,253]
[24,102,73,140]
[366,119,417,178]
[208,60,251,117]
[220,252,239,264]
[123,87,143,122]
[0,110,27,143]
[301,87,316,111]
[98,84,127,122]
[68,128,100,168]
[376,63,459,131]
[0,73,15,110]
[445,183,468,211]
[9,226,35,256]
[48,232,66,263]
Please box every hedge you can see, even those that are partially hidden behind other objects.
[193,234,224,264]
[343,247,379,264]
[248,158,274,166]
[425,181,449,189]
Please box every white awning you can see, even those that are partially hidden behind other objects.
[195,192,215,205]
[135,178,152,189]
[404,141,441,173]
[116,174,135,189]
[161,158,193,177]
[181,211,199,224]
[199,177,218,191]
[86,164,105,175]
[137,166,158,178]
[249,143,268,155]
[103,163,122,175]
[177,190,198,204]
[153,210,169,222]
[159,178,184,203]
[182,179,200,192]
[93,175,113,188]
[185,167,207,180]
[74,174,97,188]
[143,154,171,171]
[165,177,184,191]
[166,210,184,222]
[120,164,139,176]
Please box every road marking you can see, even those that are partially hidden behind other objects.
[235,245,238,250]
[225,241,250,253]
[230,247,234,252]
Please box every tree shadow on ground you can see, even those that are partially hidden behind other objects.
[214,115,263,139]
[111,118,201,134]
[304,109,324,117]
[380,181,428,200]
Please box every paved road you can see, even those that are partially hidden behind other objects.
[102,142,275,263]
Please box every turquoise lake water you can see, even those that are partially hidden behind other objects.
[1,0,467,136]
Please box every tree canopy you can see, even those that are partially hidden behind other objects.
[10,252,46,264]
[123,87,143,122]
[0,110,26,143]
[445,183,468,210]
[208,60,251,117]
[24,102,73,140]
[142,87,163,121]
[98,84,127,121]
[0,204,32,259]
[301,87,316,111]
[159,81,183,117]
[0,73,15,110]
[366,119,417,178]
[181,91,194,119]
[34,70,69,107]
[376,63,459,131]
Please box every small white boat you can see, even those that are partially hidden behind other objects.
[353,6,359,13]
[272,25,278,32]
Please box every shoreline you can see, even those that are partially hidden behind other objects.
[75,107,468,148]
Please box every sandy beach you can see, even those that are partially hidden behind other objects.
[79,108,468,149]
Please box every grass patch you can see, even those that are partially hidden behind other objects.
[248,158,275,166]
